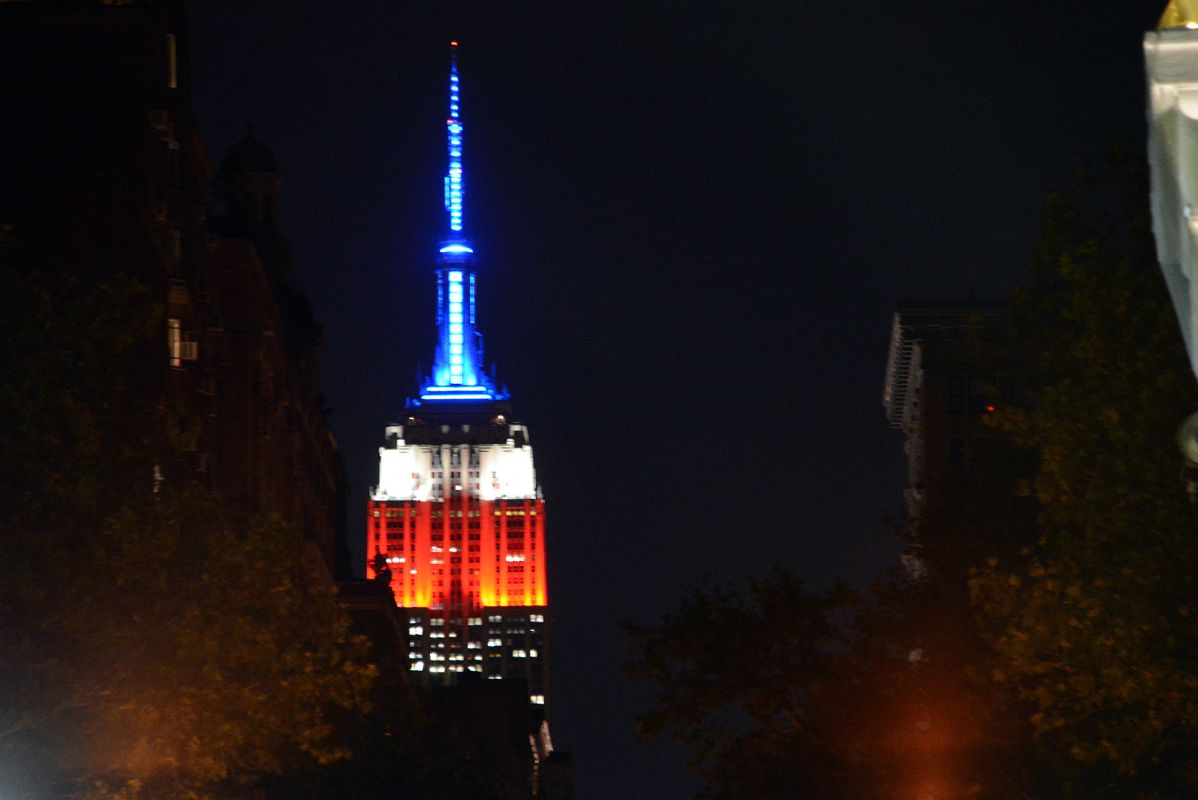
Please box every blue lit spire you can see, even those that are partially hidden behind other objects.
[419,42,505,404]
[439,40,472,256]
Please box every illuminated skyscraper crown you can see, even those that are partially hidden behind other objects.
[419,42,506,404]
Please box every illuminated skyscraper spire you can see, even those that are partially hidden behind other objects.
[421,42,504,403]
[368,38,551,722]
[441,41,470,249]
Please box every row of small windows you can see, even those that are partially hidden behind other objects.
[416,664,484,674]
[373,510,538,524]
[406,614,541,628]
[431,452,479,468]
[409,617,485,627]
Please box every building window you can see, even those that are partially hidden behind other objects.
[167,318,197,366]
[950,438,965,467]
[168,317,182,367]
[166,33,178,89]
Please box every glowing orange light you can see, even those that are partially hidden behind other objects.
[450,40,459,47]
[367,497,547,611]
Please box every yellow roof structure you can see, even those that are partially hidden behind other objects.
[1161,0,1198,30]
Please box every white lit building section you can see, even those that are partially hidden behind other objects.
[373,424,539,502]
[1147,6,1198,376]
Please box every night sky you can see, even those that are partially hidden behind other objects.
[189,3,1166,797]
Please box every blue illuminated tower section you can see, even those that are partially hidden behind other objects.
[367,42,551,719]
[422,41,505,403]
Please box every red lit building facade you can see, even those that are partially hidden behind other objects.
[365,43,551,711]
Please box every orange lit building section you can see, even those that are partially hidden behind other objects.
[367,496,547,611]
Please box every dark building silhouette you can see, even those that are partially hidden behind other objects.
[0,0,343,579]
[883,301,1008,528]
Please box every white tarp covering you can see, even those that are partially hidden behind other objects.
[1146,30,1198,377]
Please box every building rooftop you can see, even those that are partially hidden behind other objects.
[882,300,1005,430]
[220,130,278,175]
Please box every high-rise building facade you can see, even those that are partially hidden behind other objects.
[882,301,1007,520]
[366,43,550,710]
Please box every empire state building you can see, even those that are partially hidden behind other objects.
[366,42,550,710]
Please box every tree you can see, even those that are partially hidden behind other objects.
[625,155,1198,799]
[971,151,1198,797]
[624,567,870,799]
[0,270,375,799]
[625,558,1053,799]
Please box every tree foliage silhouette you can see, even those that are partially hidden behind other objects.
[0,270,375,799]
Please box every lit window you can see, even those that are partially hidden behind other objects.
[166,33,178,89]
[168,317,182,367]
[409,626,424,636]
[530,695,545,705]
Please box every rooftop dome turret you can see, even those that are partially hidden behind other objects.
[219,128,278,176]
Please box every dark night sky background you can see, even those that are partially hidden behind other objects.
[189,3,1166,797]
